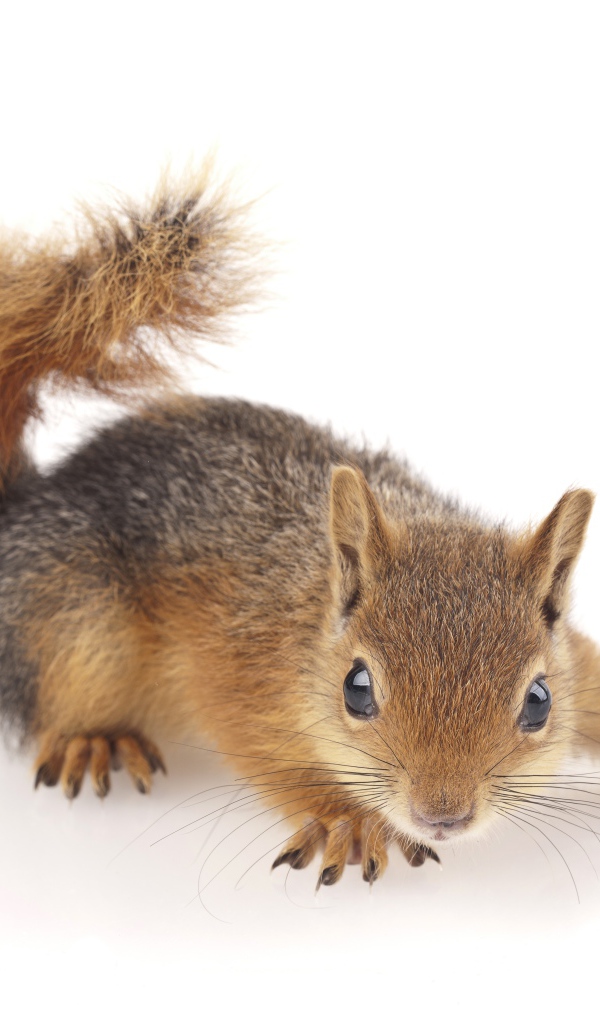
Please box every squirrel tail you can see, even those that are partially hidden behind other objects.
[0,166,261,489]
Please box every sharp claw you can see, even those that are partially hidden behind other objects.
[362,857,379,884]
[148,753,167,775]
[407,844,441,867]
[34,763,59,789]
[317,865,340,890]
[136,778,149,794]
[272,849,303,871]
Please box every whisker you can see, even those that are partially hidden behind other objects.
[493,784,600,810]
[492,806,552,869]
[495,800,597,879]
[554,685,600,704]
[234,798,390,891]
[561,726,600,747]
[169,739,391,772]
[238,766,390,782]
[155,779,388,845]
[495,792,600,837]
[493,805,580,901]
[493,787,600,834]
[484,737,528,776]
[191,786,244,866]
[107,779,255,865]
[198,793,389,904]
[365,719,408,775]
[491,769,600,780]
[195,711,339,871]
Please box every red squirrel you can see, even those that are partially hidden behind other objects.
[1,169,598,886]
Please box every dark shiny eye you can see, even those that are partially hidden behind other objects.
[343,661,376,718]
[519,675,552,731]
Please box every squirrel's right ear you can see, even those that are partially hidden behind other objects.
[329,466,390,616]
[520,489,594,627]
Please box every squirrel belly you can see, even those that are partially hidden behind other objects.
[1,172,599,888]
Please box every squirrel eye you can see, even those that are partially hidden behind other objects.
[519,675,552,731]
[343,661,376,718]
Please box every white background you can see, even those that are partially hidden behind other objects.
[1,1,600,1020]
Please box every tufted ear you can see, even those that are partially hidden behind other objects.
[329,466,390,616]
[521,489,594,627]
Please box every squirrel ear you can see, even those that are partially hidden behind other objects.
[521,489,594,627]
[329,466,390,615]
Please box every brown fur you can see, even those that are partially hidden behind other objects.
[23,471,598,880]
[0,166,261,483]
[1,172,599,889]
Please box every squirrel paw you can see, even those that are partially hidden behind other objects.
[272,815,440,887]
[270,813,389,887]
[33,731,166,799]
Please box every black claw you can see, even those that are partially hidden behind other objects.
[35,763,59,789]
[136,778,149,794]
[148,753,167,775]
[272,849,303,871]
[317,865,340,889]
[362,857,379,884]
[409,845,441,867]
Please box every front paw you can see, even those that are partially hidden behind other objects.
[272,813,440,887]
[33,730,166,799]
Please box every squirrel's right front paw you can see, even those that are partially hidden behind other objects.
[33,731,166,798]
[272,814,441,888]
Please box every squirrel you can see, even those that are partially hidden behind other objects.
[1,168,599,889]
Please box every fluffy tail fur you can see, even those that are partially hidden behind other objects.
[0,167,260,487]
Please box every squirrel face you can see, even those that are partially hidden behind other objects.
[319,468,593,848]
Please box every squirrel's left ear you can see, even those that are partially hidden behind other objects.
[521,489,594,626]
[329,466,391,616]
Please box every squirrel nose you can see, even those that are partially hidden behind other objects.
[417,812,469,830]
[410,802,474,832]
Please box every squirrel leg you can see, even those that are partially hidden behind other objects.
[34,731,166,799]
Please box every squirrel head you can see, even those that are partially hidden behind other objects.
[320,466,594,847]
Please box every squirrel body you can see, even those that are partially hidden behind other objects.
[1,171,599,885]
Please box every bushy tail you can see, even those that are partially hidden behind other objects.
[0,166,261,487]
